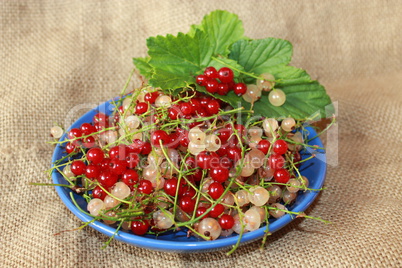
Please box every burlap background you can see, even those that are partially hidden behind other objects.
[1,0,401,267]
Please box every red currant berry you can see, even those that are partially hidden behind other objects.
[196,74,208,86]
[274,168,290,183]
[293,151,301,167]
[93,113,108,124]
[85,164,100,179]
[92,186,107,200]
[195,207,209,219]
[204,66,218,78]
[181,186,196,198]
[87,148,105,165]
[199,96,211,106]
[98,170,118,188]
[216,127,232,144]
[217,83,229,95]
[109,159,127,175]
[189,98,201,112]
[205,79,219,94]
[109,145,128,160]
[99,158,111,171]
[220,156,233,169]
[269,154,285,170]
[65,142,78,154]
[208,182,224,200]
[140,142,152,155]
[219,214,235,229]
[138,180,153,194]
[210,166,229,183]
[135,102,148,114]
[180,102,193,116]
[163,177,181,196]
[144,92,159,104]
[206,99,220,115]
[80,123,96,135]
[233,83,247,96]
[68,128,83,140]
[131,219,150,235]
[122,169,139,187]
[150,130,169,147]
[218,67,234,83]
[179,196,196,214]
[168,104,181,120]
[82,136,96,148]
[273,139,288,155]
[233,124,246,136]
[126,152,140,168]
[196,151,219,169]
[191,168,203,182]
[70,160,86,176]
[209,203,225,218]
[94,121,109,131]
[227,146,242,162]
[257,139,271,155]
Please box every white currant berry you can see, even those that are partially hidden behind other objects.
[50,126,63,139]
[282,190,297,203]
[153,210,174,229]
[235,189,250,207]
[103,211,117,225]
[244,208,261,232]
[281,117,296,132]
[269,203,287,218]
[248,126,263,138]
[155,95,172,108]
[187,141,206,155]
[248,186,270,206]
[104,195,121,209]
[262,118,279,135]
[124,115,141,129]
[205,134,221,152]
[249,206,267,222]
[300,175,309,189]
[247,148,265,169]
[256,73,275,91]
[232,214,243,234]
[286,178,302,193]
[111,182,131,199]
[268,89,286,106]
[62,165,75,179]
[242,84,262,103]
[188,127,206,145]
[268,185,282,203]
[198,218,222,240]
[87,198,105,216]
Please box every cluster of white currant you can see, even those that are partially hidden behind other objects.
[242,73,286,107]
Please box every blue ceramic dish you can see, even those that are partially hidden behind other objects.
[52,99,326,253]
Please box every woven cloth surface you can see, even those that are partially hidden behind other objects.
[1,0,401,267]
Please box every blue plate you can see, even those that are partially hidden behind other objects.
[52,99,326,253]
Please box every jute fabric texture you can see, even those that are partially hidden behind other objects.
[1,1,401,267]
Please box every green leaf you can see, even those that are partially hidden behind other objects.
[229,38,293,74]
[194,10,244,56]
[145,10,245,90]
[146,30,210,89]
[133,57,153,79]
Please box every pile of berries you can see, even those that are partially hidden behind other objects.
[51,85,311,241]
[195,66,286,107]
[196,66,247,96]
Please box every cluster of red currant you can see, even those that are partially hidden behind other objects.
[196,66,247,96]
